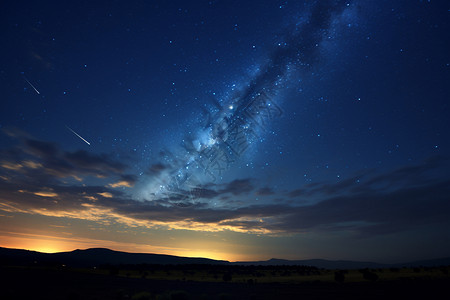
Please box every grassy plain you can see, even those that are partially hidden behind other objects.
[91,264,450,283]
[2,264,449,299]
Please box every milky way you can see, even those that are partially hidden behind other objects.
[138,0,354,204]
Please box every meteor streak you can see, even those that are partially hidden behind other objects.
[23,77,40,95]
[66,126,91,145]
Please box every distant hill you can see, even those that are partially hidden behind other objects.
[231,258,389,269]
[232,257,450,269]
[394,257,450,268]
[1,247,449,269]
[0,247,228,267]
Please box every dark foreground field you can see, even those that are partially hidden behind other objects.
[1,265,449,300]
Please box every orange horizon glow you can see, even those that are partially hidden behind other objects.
[0,233,250,262]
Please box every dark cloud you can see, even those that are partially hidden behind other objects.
[65,150,126,174]
[165,179,255,201]
[2,140,450,238]
[25,139,59,158]
[0,135,132,186]
[147,163,168,175]
[122,174,137,183]
[106,175,139,189]
[286,182,323,198]
[0,177,124,214]
[256,187,275,196]
[278,179,450,236]
[220,179,254,195]
[190,187,219,199]
[287,188,305,198]
[106,157,450,236]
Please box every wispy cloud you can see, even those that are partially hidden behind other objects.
[1,131,450,238]
[0,132,134,186]
[109,175,138,188]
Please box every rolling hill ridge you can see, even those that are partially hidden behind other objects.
[1,246,449,269]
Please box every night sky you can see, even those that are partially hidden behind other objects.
[1,0,449,263]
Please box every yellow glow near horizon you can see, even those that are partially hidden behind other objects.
[1,238,72,253]
[0,232,248,261]
[170,250,233,262]
[29,245,63,253]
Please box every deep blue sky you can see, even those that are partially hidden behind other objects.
[1,0,449,263]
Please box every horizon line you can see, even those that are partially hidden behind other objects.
[2,245,448,266]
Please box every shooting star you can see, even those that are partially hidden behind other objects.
[23,77,40,95]
[66,126,91,145]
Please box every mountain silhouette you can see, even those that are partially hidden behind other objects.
[1,247,449,269]
[0,247,228,267]
[231,258,389,269]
